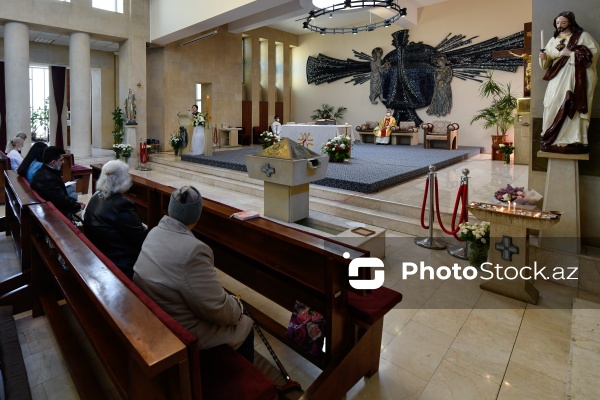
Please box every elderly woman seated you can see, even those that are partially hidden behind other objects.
[83,160,148,279]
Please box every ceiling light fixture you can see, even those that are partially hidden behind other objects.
[303,1,407,35]
[180,30,218,45]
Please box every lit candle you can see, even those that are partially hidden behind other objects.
[541,30,545,49]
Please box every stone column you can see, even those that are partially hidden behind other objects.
[69,32,92,157]
[4,22,30,150]
[251,36,261,129]
[267,40,276,123]
[283,43,291,124]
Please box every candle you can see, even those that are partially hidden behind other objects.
[541,30,545,49]
[508,201,511,212]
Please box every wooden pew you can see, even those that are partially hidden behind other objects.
[28,202,194,399]
[27,200,277,400]
[90,166,403,399]
[63,153,92,194]
[0,150,9,205]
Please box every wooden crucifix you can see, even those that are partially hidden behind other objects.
[492,22,532,97]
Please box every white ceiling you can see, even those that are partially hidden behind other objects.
[0,0,448,50]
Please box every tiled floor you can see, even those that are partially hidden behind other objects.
[3,149,598,399]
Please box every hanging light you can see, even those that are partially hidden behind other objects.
[302,1,407,35]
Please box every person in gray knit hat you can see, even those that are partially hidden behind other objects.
[168,185,203,226]
[133,186,254,362]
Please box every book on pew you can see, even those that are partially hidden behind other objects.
[231,210,260,221]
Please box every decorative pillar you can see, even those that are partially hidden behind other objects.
[69,32,92,157]
[251,36,260,129]
[267,40,276,123]
[4,22,30,150]
[283,44,291,124]
[537,151,588,254]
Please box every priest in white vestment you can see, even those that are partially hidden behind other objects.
[539,11,598,153]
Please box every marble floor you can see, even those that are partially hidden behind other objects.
[3,149,599,399]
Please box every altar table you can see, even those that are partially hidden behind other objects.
[280,124,354,152]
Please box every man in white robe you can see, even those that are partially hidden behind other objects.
[539,11,598,154]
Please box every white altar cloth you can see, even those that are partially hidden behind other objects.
[280,124,354,152]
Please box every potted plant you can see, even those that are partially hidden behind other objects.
[459,221,491,268]
[170,130,183,155]
[470,71,518,148]
[259,131,281,149]
[322,135,351,162]
[30,98,50,142]
[311,103,347,123]
[112,107,125,145]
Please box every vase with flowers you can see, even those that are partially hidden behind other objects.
[170,130,183,155]
[459,221,491,268]
[499,142,515,164]
[259,131,281,149]
[494,184,525,203]
[322,135,351,162]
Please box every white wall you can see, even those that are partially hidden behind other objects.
[291,0,532,150]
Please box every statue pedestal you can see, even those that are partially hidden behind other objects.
[125,127,137,162]
[469,203,561,304]
[537,151,588,254]
[514,114,531,165]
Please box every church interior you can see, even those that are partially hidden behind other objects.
[1,0,599,399]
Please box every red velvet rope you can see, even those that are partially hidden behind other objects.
[434,179,467,238]
[420,177,430,229]
[450,183,469,241]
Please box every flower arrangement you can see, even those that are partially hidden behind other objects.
[112,143,133,160]
[459,221,491,245]
[321,135,351,161]
[259,131,281,149]
[499,142,515,155]
[193,112,207,127]
[170,130,183,154]
[494,184,525,202]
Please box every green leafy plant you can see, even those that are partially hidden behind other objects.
[112,107,125,144]
[30,98,50,141]
[311,103,347,122]
[470,71,518,136]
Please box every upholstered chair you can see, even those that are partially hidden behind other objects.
[421,120,459,150]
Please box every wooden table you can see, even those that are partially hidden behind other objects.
[218,128,242,148]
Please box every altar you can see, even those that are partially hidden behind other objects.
[280,124,354,152]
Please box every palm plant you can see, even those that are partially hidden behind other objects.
[470,72,518,136]
[311,103,347,122]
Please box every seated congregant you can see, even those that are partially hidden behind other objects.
[83,160,148,279]
[373,108,397,145]
[31,146,84,217]
[6,137,24,169]
[133,186,254,362]
[17,142,47,182]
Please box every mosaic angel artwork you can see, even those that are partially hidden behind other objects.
[307,29,524,125]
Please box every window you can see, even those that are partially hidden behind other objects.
[195,84,202,112]
[92,0,123,13]
[29,66,50,141]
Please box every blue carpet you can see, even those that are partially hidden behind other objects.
[181,144,482,193]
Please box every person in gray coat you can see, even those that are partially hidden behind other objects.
[133,186,254,361]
